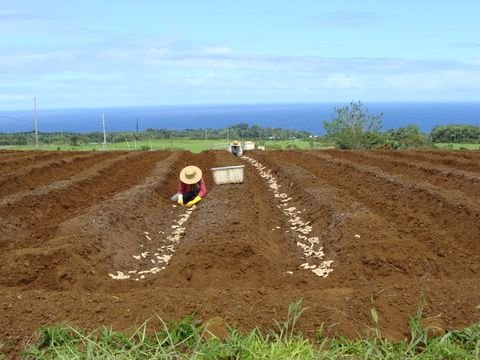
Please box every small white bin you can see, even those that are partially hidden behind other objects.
[211,165,245,185]
[243,141,255,151]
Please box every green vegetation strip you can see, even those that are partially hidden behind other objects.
[2,139,332,153]
[6,301,479,359]
[434,143,480,150]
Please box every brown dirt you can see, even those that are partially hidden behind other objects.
[0,149,479,357]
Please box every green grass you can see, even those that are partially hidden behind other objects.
[5,140,480,152]
[12,300,480,359]
[1,139,215,152]
[434,143,480,150]
[2,139,332,153]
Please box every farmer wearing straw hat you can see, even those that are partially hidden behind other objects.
[229,140,243,156]
[171,165,207,207]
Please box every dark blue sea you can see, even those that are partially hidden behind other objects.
[1,102,479,134]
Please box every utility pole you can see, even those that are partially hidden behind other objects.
[123,135,131,151]
[33,97,39,150]
[102,113,107,151]
[205,129,208,150]
[134,119,138,151]
[227,128,230,144]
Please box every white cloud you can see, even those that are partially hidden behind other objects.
[385,69,480,92]
[1,42,480,109]
[324,73,365,89]
[203,46,234,55]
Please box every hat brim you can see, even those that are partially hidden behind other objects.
[180,166,202,184]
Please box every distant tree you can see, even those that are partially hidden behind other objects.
[431,125,480,143]
[250,125,262,139]
[385,124,431,149]
[323,101,384,149]
[69,135,79,146]
[231,123,249,130]
[16,135,28,145]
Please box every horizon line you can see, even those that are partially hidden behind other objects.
[2,100,480,113]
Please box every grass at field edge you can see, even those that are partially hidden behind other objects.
[3,300,478,359]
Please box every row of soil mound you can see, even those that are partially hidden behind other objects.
[0,149,478,357]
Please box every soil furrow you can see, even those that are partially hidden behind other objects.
[0,152,115,197]
[0,151,86,173]
[249,152,448,282]
[103,150,218,285]
[0,149,478,358]
[157,151,306,290]
[0,151,37,160]
[0,151,185,289]
[321,150,480,199]
[0,151,170,248]
[372,150,480,173]
[308,151,480,238]
[261,151,480,278]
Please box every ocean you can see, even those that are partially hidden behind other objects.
[1,102,479,134]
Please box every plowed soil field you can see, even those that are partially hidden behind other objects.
[1,149,479,356]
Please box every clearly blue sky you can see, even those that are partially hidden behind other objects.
[1,0,480,110]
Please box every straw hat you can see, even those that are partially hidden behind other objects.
[232,140,241,146]
[180,165,202,184]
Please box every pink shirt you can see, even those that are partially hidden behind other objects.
[178,178,207,198]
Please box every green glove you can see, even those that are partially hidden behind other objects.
[186,196,202,207]
[177,194,184,205]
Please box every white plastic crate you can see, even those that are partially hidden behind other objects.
[243,141,255,151]
[211,165,245,185]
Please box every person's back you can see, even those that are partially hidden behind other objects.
[229,140,243,156]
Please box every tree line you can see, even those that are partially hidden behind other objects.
[1,102,479,149]
[322,101,479,149]
[430,124,480,144]
[0,124,310,147]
